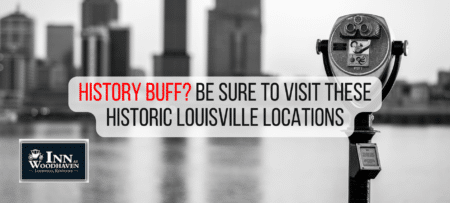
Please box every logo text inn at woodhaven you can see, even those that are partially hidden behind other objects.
[28,149,80,171]
[20,139,89,183]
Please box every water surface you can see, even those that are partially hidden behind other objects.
[1,122,449,202]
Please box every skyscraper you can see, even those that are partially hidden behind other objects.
[109,26,130,76]
[153,0,190,76]
[47,25,74,90]
[81,27,109,76]
[35,59,50,90]
[0,52,26,109]
[207,0,262,76]
[82,0,118,28]
[0,7,34,108]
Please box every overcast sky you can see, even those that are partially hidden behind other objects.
[1,0,449,83]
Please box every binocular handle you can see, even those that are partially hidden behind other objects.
[316,39,408,100]
[316,40,334,77]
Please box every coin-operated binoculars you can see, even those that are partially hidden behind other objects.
[316,14,408,202]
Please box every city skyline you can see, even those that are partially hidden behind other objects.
[1,0,450,82]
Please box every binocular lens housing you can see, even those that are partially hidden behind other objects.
[340,15,380,39]
[360,24,370,33]
[346,24,356,33]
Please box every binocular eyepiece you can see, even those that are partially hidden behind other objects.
[341,15,381,39]
[316,13,408,100]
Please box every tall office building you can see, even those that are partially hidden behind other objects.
[81,27,109,76]
[109,26,130,76]
[0,53,26,91]
[207,0,262,76]
[47,25,74,91]
[81,0,129,77]
[82,0,118,28]
[0,7,34,108]
[0,52,26,108]
[153,0,190,76]
[35,59,50,90]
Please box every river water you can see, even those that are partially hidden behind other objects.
[1,121,449,202]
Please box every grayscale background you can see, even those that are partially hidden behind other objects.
[1,0,450,202]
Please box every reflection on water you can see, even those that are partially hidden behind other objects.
[208,138,261,203]
[162,138,187,203]
[1,121,450,202]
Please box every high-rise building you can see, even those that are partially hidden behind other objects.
[82,0,118,28]
[153,0,190,76]
[0,8,34,59]
[81,25,131,77]
[81,0,129,77]
[0,52,26,108]
[0,53,26,91]
[47,25,74,91]
[0,7,35,108]
[109,26,130,76]
[35,59,50,90]
[81,26,109,76]
[207,0,262,76]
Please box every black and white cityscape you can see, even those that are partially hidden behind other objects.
[1,0,450,202]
